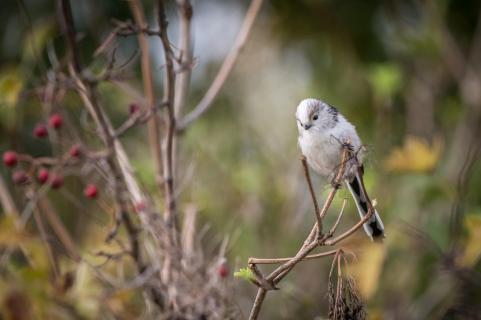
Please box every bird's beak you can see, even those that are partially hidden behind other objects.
[303,123,312,130]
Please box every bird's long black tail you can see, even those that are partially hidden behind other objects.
[345,168,385,241]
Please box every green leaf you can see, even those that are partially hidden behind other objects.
[234,267,255,282]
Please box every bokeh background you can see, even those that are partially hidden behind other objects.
[1,0,481,319]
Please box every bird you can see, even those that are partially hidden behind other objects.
[295,98,385,240]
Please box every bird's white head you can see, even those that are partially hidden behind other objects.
[295,98,339,134]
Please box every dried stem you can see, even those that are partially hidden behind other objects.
[128,0,164,189]
[248,288,267,320]
[174,0,193,117]
[248,249,338,265]
[301,156,322,238]
[157,0,178,230]
[177,0,264,131]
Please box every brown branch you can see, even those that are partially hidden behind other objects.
[128,0,164,189]
[248,288,267,320]
[324,205,374,246]
[177,0,264,131]
[157,0,178,229]
[301,156,322,238]
[248,249,338,265]
[328,198,347,237]
[114,107,157,138]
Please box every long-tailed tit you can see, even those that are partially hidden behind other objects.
[296,98,385,240]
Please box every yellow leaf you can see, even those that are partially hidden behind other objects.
[349,243,386,299]
[0,68,23,107]
[458,215,481,267]
[384,136,443,173]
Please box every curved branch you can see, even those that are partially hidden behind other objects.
[177,0,264,131]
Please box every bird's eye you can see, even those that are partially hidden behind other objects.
[313,115,318,121]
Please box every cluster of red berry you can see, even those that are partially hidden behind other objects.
[2,113,98,199]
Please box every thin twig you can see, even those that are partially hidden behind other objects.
[328,198,347,236]
[177,0,264,131]
[301,156,323,238]
[325,204,375,246]
[128,0,164,189]
[248,249,338,265]
[157,0,178,228]
[174,0,193,117]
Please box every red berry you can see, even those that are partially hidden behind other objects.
[50,174,64,189]
[3,151,18,167]
[33,124,48,138]
[37,168,49,184]
[218,263,229,278]
[69,144,82,158]
[129,103,140,115]
[12,170,29,185]
[84,184,98,199]
[49,113,63,129]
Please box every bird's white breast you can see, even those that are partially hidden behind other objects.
[298,118,363,181]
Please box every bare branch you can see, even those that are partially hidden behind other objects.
[177,0,264,131]
[174,0,193,117]
[157,0,178,229]
[248,249,338,265]
[301,156,322,238]
[128,0,164,189]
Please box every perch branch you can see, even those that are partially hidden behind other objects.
[247,146,374,320]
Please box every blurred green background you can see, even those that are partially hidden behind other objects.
[1,0,481,319]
